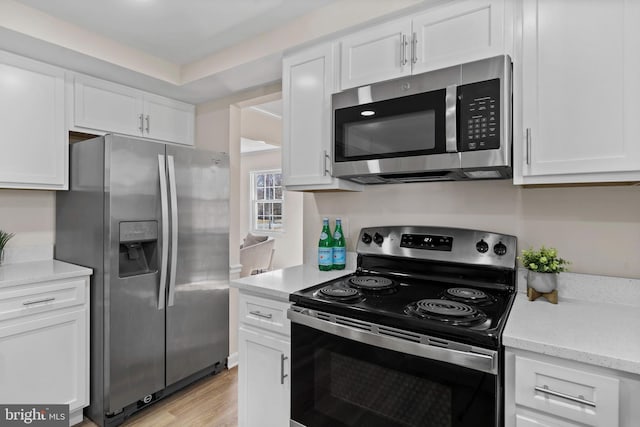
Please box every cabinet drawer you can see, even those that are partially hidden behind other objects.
[515,356,619,426]
[0,278,87,322]
[239,293,290,335]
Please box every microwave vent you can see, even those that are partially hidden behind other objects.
[351,176,388,184]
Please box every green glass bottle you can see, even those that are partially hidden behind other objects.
[318,218,333,271]
[332,218,346,270]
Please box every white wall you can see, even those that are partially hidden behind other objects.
[240,150,303,270]
[303,181,640,279]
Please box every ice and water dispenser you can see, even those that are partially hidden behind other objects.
[119,221,158,277]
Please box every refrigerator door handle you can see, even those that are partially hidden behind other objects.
[167,155,179,307]
[158,154,169,310]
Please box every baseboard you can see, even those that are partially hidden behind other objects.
[227,352,238,369]
[69,409,83,426]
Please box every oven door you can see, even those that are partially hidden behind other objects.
[289,310,499,427]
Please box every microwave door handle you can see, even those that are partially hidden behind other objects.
[445,85,458,152]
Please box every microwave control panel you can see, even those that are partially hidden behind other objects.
[458,78,500,152]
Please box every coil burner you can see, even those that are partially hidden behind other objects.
[405,299,488,326]
[349,276,398,293]
[315,286,362,303]
[444,287,496,306]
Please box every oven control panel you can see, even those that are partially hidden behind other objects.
[400,234,453,251]
[357,226,517,270]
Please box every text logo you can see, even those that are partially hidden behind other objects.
[0,405,68,426]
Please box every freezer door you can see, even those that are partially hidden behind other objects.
[106,135,167,412]
[165,146,230,386]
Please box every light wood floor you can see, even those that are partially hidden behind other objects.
[78,367,237,427]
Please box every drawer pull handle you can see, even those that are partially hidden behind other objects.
[249,310,273,319]
[534,385,596,407]
[23,297,56,306]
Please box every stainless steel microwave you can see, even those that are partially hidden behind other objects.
[332,55,512,184]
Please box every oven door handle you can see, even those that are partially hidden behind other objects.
[288,308,497,375]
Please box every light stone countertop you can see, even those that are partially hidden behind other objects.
[0,259,93,288]
[504,270,640,375]
[230,264,354,302]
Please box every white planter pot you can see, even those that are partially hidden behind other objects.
[527,270,558,293]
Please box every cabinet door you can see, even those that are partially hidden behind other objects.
[515,413,578,427]
[238,325,290,427]
[143,94,195,145]
[0,51,66,190]
[340,19,412,90]
[74,74,144,136]
[521,0,640,179]
[282,43,362,191]
[515,356,619,426]
[411,0,505,75]
[0,308,88,412]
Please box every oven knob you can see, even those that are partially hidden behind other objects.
[476,240,489,253]
[373,233,384,245]
[361,233,372,244]
[494,242,507,256]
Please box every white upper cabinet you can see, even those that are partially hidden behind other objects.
[411,0,505,75]
[516,0,640,184]
[142,93,195,145]
[0,50,67,190]
[340,19,413,90]
[72,74,195,146]
[339,0,506,91]
[74,75,144,136]
[282,42,362,191]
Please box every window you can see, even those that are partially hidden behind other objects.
[251,170,283,232]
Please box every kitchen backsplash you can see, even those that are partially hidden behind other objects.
[304,180,640,279]
[517,268,640,306]
[0,190,55,262]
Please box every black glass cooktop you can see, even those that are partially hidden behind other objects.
[290,272,516,349]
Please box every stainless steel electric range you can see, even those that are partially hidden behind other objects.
[288,226,517,427]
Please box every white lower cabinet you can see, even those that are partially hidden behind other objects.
[506,349,640,427]
[238,326,290,427]
[515,411,581,427]
[237,292,290,427]
[0,276,90,426]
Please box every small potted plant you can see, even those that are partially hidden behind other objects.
[519,246,569,293]
[0,230,14,265]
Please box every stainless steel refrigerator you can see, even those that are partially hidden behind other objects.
[55,134,229,426]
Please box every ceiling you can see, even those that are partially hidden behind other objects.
[3,0,423,103]
[15,0,335,65]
